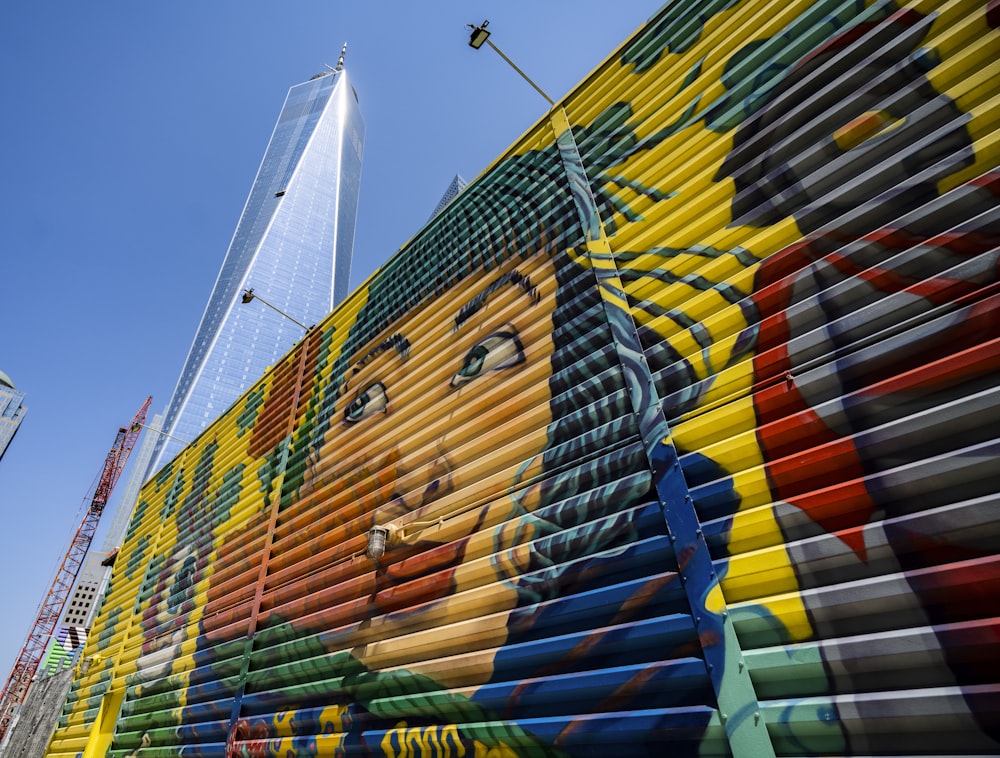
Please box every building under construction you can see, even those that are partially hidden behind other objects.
[27,0,1000,755]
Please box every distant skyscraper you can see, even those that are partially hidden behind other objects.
[147,54,364,475]
[430,174,467,219]
[0,371,26,463]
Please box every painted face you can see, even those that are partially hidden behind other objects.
[305,253,558,536]
[221,239,682,757]
[715,12,974,238]
[131,441,245,684]
[133,472,202,683]
[133,545,194,681]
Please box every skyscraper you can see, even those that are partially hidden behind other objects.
[147,54,364,475]
[0,371,26,463]
[429,173,467,219]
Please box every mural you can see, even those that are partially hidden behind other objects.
[45,0,1000,756]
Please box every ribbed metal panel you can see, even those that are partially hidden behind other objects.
[562,0,1000,752]
[44,1,999,756]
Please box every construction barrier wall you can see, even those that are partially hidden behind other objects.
[44,0,1000,755]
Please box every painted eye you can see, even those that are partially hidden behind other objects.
[451,329,525,387]
[343,382,388,423]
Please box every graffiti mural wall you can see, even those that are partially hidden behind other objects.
[45,0,1000,755]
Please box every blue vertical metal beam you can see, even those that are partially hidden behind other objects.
[549,105,775,757]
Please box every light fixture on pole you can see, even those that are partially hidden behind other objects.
[467,20,491,49]
[241,288,310,331]
[466,20,555,107]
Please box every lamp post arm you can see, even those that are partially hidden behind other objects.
[245,291,309,330]
[484,38,554,106]
[133,422,189,446]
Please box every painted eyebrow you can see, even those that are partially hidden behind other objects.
[339,333,411,397]
[453,270,539,332]
[356,333,411,368]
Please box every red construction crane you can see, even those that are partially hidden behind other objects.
[0,396,151,740]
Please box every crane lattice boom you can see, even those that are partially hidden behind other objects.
[0,396,151,739]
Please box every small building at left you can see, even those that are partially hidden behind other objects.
[0,371,26,463]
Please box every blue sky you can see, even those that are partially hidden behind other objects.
[0,1,664,680]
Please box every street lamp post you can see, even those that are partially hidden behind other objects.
[466,20,555,107]
[241,288,310,331]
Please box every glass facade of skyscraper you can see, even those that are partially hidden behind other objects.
[147,67,364,475]
[0,371,26,463]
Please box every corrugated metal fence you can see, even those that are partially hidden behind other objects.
[45,0,1000,755]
